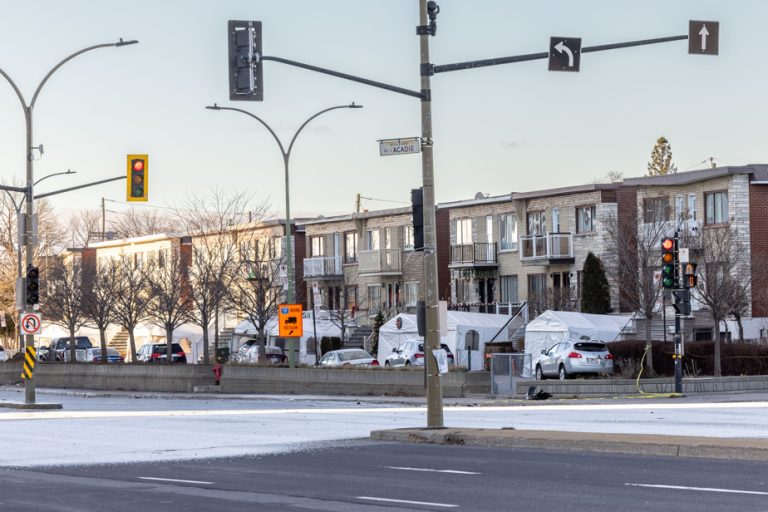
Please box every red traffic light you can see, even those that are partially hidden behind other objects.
[132,160,144,172]
[661,238,674,251]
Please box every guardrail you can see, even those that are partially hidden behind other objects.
[303,256,342,277]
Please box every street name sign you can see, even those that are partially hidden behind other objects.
[278,303,303,337]
[548,37,581,72]
[378,137,420,156]
[689,20,719,55]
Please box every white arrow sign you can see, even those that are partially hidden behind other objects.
[554,41,575,67]
[699,24,710,51]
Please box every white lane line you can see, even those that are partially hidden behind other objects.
[358,496,458,508]
[626,483,768,496]
[387,466,481,475]
[138,476,214,485]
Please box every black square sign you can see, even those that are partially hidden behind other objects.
[548,37,581,72]
[689,20,719,55]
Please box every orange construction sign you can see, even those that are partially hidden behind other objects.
[277,303,303,337]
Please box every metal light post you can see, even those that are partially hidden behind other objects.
[0,39,138,404]
[205,103,362,307]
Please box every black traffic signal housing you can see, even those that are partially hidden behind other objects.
[411,187,424,251]
[672,289,691,316]
[228,20,263,101]
[660,237,677,289]
[127,154,148,202]
[25,265,39,306]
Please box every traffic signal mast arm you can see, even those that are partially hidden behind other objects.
[260,34,688,101]
[33,175,126,200]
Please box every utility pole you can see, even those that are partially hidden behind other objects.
[418,0,444,428]
[101,197,106,238]
[355,193,361,214]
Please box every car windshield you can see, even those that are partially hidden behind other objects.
[574,342,608,352]
[340,350,369,361]
[153,344,183,353]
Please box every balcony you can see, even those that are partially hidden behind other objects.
[449,242,498,268]
[358,249,401,276]
[520,232,574,263]
[303,256,342,279]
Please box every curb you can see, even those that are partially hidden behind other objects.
[0,401,63,410]
[370,428,768,461]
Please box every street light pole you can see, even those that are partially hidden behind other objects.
[0,39,137,404]
[205,103,362,306]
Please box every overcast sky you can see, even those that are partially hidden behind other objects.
[0,1,762,221]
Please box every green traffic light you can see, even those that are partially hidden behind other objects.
[663,277,674,287]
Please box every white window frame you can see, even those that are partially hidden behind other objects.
[366,230,380,250]
[499,213,518,252]
[456,218,472,245]
[404,281,419,307]
[576,205,596,234]
[403,225,414,250]
[705,191,728,225]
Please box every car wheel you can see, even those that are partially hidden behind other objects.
[559,365,569,380]
[405,361,411,367]
[535,365,545,381]
[385,361,391,368]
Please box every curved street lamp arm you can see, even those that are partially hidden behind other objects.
[206,105,288,157]
[30,40,138,109]
[0,67,28,110]
[286,104,354,157]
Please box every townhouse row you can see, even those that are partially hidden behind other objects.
[71,164,768,340]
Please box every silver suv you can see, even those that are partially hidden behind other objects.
[535,339,614,380]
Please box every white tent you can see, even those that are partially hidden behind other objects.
[524,310,633,357]
[377,311,513,369]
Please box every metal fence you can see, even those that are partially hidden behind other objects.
[490,353,532,397]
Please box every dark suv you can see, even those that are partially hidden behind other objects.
[39,337,94,362]
[136,343,187,364]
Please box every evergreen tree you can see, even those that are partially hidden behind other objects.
[580,252,611,314]
[368,311,386,359]
[647,136,678,176]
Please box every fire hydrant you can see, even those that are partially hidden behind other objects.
[212,363,223,385]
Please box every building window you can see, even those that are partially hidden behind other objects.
[344,232,357,263]
[366,230,380,250]
[485,215,493,243]
[527,211,546,236]
[675,195,685,222]
[499,275,519,303]
[270,237,283,260]
[310,236,324,257]
[454,275,472,303]
[345,286,358,309]
[687,193,697,221]
[576,205,596,233]
[456,218,472,245]
[705,191,728,225]
[404,281,419,307]
[403,225,414,250]
[367,285,382,314]
[499,213,518,251]
[528,274,546,297]
[643,197,670,223]
[158,249,168,268]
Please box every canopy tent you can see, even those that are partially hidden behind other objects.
[377,311,513,368]
[524,310,633,356]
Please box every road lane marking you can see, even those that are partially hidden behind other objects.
[626,483,768,496]
[358,496,458,508]
[387,466,481,475]
[138,477,214,485]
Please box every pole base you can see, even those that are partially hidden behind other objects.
[0,401,63,410]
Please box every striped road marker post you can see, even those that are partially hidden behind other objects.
[21,346,36,380]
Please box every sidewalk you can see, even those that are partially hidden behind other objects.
[369,427,768,461]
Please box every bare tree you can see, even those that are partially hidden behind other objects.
[145,250,192,362]
[321,270,359,349]
[528,287,579,317]
[44,258,87,362]
[604,208,669,373]
[113,254,150,362]
[68,209,101,248]
[176,191,261,364]
[84,259,120,362]
[230,237,284,363]
[109,208,179,238]
[693,226,751,376]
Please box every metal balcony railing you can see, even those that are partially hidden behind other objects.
[358,249,401,274]
[450,242,497,265]
[520,232,573,260]
[303,256,342,278]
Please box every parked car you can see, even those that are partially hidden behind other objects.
[232,339,286,364]
[384,341,455,368]
[534,339,614,380]
[84,348,124,363]
[39,337,94,362]
[318,349,379,368]
[136,343,187,364]
[0,345,7,363]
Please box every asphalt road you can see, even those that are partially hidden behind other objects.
[1,441,767,512]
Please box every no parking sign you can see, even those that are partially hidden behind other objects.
[19,312,42,335]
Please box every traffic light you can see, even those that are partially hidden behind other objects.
[411,187,424,251]
[683,262,698,288]
[126,154,148,202]
[661,237,677,289]
[672,289,691,315]
[25,265,39,306]
[228,20,263,101]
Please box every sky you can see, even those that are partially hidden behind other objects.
[0,1,764,222]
